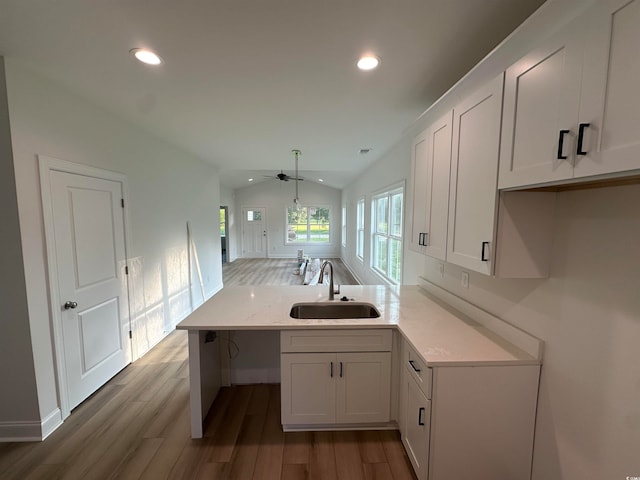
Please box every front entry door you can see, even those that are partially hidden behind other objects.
[48,167,131,411]
[241,207,267,258]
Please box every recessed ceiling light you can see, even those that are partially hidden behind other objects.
[130,48,163,65]
[356,55,380,71]
[318,178,324,182]
[248,178,254,182]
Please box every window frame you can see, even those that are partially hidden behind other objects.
[341,205,347,248]
[356,197,365,261]
[370,186,403,284]
[285,205,332,245]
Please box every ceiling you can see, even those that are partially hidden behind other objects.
[0,0,545,189]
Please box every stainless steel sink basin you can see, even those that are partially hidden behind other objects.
[289,302,381,319]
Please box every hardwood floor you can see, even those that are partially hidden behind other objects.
[222,258,357,286]
[0,259,416,479]
[0,331,415,479]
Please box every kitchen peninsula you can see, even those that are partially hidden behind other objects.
[177,280,542,479]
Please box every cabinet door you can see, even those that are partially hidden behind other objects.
[576,0,640,178]
[336,352,391,424]
[402,370,430,480]
[281,353,336,425]
[423,111,453,261]
[499,26,584,188]
[409,129,429,254]
[447,75,503,275]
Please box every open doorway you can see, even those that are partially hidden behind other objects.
[220,206,228,264]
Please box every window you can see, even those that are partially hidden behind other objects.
[371,187,403,283]
[341,206,347,247]
[286,206,331,244]
[356,198,365,260]
[219,207,226,237]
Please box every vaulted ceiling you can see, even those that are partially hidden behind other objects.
[0,0,545,188]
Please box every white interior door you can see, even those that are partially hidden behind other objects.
[241,207,267,258]
[48,168,131,412]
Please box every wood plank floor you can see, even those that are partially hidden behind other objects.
[0,259,415,479]
[222,258,357,286]
[0,334,415,480]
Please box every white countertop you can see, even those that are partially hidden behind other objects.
[177,284,539,366]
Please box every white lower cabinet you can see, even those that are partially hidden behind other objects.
[280,329,392,429]
[402,368,431,480]
[399,339,540,480]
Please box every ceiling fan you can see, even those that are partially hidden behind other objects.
[262,170,304,182]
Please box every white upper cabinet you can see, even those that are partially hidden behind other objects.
[577,0,640,178]
[409,129,429,254]
[409,111,453,260]
[500,0,640,189]
[447,75,504,275]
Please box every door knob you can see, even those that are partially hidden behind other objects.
[64,301,78,310]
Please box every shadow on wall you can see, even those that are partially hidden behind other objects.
[126,244,205,359]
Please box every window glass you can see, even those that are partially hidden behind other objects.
[286,206,330,244]
[371,187,403,284]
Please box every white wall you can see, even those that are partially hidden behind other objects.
[0,58,41,433]
[340,140,421,286]
[233,179,342,259]
[2,58,223,437]
[339,2,639,478]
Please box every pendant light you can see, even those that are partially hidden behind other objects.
[292,149,302,211]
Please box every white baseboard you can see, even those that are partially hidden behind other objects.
[41,408,63,440]
[340,257,364,285]
[0,408,62,442]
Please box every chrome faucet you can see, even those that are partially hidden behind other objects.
[318,260,340,300]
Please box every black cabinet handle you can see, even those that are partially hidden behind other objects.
[557,129,570,159]
[330,361,333,378]
[409,360,421,373]
[423,233,428,246]
[418,407,426,426]
[418,233,424,246]
[577,123,590,155]
[481,241,490,262]
[339,361,343,378]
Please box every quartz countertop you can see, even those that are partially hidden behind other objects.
[176,285,538,366]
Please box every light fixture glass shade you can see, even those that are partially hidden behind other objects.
[357,55,380,71]
[130,48,163,65]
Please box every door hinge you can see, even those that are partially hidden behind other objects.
[121,198,125,208]
[129,330,132,339]
[125,265,129,275]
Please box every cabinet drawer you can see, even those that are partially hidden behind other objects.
[281,329,393,353]
[404,341,432,399]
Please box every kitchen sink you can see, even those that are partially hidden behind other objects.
[289,302,381,319]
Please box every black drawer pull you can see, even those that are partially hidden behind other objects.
[339,361,343,378]
[409,360,421,373]
[481,241,490,262]
[330,361,333,378]
[557,129,570,160]
[418,407,426,426]
[577,123,590,155]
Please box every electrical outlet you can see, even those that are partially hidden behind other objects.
[438,263,444,278]
[461,271,469,288]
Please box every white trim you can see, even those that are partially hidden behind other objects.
[41,408,63,440]
[0,408,62,442]
[38,154,134,419]
[339,257,363,285]
[417,277,543,361]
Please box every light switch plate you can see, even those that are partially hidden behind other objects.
[461,271,469,288]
